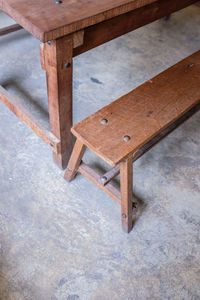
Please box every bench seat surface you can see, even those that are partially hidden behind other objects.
[72,51,200,166]
[0,0,156,41]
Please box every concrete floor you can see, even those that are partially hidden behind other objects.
[0,6,200,300]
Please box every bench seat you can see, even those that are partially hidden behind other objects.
[65,50,200,233]
[72,51,200,166]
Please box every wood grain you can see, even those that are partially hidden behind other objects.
[74,0,198,57]
[72,51,200,166]
[120,157,133,233]
[0,0,158,41]
[0,24,22,36]
[78,162,121,205]
[42,34,73,169]
[64,140,86,182]
[1,0,197,42]
[100,102,200,185]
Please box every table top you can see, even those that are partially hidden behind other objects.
[0,0,157,42]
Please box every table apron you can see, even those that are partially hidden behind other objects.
[74,0,198,57]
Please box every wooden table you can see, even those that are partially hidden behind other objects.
[0,0,198,169]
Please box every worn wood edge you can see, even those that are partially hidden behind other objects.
[78,162,121,204]
[0,0,158,42]
[40,30,84,70]
[0,85,61,154]
[100,101,200,185]
[46,0,198,43]
[0,3,44,41]
[71,128,116,166]
[73,30,84,48]
[0,24,22,36]
[73,0,199,57]
[64,140,86,182]
[40,44,46,70]
[42,0,157,41]
[1,0,197,41]
[120,157,133,233]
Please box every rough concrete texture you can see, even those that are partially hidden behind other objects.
[0,6,200,300]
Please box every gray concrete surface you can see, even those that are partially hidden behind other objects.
[0,6,200,300]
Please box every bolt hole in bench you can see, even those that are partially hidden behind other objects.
[65,51,200,233]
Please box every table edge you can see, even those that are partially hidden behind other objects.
[0,0,157,42]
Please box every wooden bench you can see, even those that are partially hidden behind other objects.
[65,51,200,233]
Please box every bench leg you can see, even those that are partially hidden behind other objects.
[120,157,133,233]
[64,140,86,182]
[41,35,73,169]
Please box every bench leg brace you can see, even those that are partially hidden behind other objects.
[64,140,86,181]
[64,139,134,233]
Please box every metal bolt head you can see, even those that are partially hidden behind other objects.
[122,214,127,219]
[47,41,51,45]
[67,167,72,172]
[55,0,62,4]
[188,63,194,68]
[123,135,131,142]
[101,176,107,184]
[50,143,54,147]
[65,62,71,68]
[101,118,108,125]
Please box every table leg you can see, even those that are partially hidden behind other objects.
[41,35,73,169]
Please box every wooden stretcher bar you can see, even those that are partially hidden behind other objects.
[0,24,22,36]
[0,85,61,154]
[78,162,121,204]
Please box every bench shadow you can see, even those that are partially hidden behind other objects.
[138,112,200,168]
